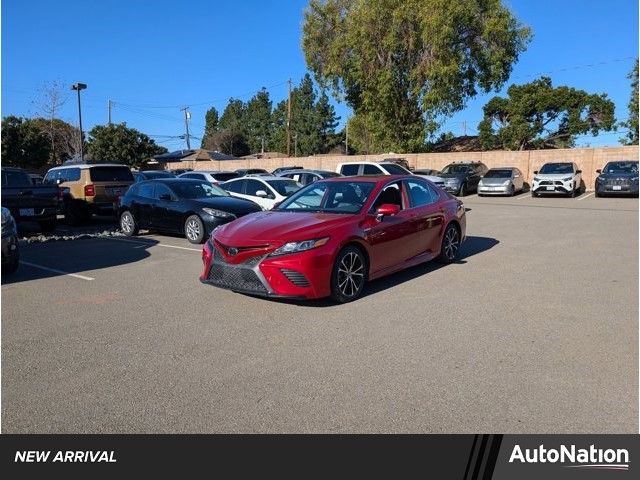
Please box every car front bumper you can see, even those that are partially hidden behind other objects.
[532,180,574,194]
[477,184,511,195]
[595,183,639,195]
[199,239,335,300]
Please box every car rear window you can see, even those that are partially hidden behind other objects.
[90,166,134,182]
[1,169,31,187]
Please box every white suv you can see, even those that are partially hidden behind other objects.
[531,162,582,197]
[336,161,440,182]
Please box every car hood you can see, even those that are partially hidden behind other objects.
[598,172,638,179]
[480,177,511,185]
[434,173,466,181]
[214,210,356,245]
[192,196,262,216]
[415,174,441,182]
[534,173,574,180]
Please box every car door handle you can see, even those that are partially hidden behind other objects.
[19,190,33,196]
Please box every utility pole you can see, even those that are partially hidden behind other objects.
[345,119,349,154]
[181,107,191,150]
[287,78,292,156]
[108,100,112,125]
[294,133,298,157]
[71,83,87,161]
[261,136,265,154]
[462,120,468,136]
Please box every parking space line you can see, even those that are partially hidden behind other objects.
[517,194,531,200]
[19,261,95,281]
[107,237,201,252]
[578,192,595,201]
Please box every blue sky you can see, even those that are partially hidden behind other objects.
[2,0,638,150]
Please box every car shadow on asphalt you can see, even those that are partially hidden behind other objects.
[1,237,159,285]
[267,235,499,308]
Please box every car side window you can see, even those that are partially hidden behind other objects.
[223,180,245,194]
[340,164,359,176]
[154,184,173,200]
[245,179,263,196]
[66,168,81,181]
[371,182,404,211]
[405,179,439,208]
[363,164,381,175]
[137,183,154,198]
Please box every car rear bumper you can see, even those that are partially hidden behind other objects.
[9,206,57,222]
[199,239,334,299]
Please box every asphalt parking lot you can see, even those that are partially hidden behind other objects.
[2,191,638,433]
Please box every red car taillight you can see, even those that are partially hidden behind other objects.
[84,184,95,197]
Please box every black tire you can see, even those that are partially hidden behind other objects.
[330,245,367,303]
[437,223,461,264]
[570,186,577,198]
[38,218,57,233]
[64,201,88,226]
[458,183,467,197]
[531,190,538,197]
[2,252,19,275]
[184,215,205,244]
[120,211,138,236]
[595,190,601,198]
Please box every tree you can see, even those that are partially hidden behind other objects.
[245,88,273,153]
[218,99,250,156]
[204,129,249,156]
[1,116,52,170]
[620,59,639,145]
[32,80,68,164]
[201,107,220,148]
[271,74,340,155]
[478,76,616,150]
[302,0,531,153]
[87,123,167,168]
[31,117,82,163]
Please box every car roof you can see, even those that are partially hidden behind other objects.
[48,164,130,170]
[487,166,518,170]
[318,175,412,183]
[279,169,336,175]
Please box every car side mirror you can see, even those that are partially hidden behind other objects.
[596,169,602,174]
[533,171,539,175]
[159,193,172,201]
[255,190,268,198]
[576,170,582,174]
[375,204,401,221]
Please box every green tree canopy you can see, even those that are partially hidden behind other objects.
[621,59,639,145]
[302,0,531,153]
[478,76,616,150]
[217,99,250,156]
[245,88,273,153]
[1,116,54,170]
[201,107,220,148]
[87,123,167,168]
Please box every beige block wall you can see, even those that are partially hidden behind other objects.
[166,145,639,190]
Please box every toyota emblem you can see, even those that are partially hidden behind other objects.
[227,247,238,256]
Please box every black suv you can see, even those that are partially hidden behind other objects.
[434,162,488,196]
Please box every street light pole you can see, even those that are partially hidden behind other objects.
[71,83,87,161]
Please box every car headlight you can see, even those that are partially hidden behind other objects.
[270,237,330,257]
[596,176,603,182]
[533,176,540,182]
[1,208,16,236]
[561,176,573,182]
[632,176,639,182]
[202,208,236,219]
[502,180,511,186]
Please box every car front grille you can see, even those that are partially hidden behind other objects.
[605,178,630,186]
[281,269,310,287]
[539,180,564,186]
[207,248,268,294]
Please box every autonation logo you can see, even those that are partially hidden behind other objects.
[509,444,630,471]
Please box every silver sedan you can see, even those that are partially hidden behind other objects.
[477,167,525,196]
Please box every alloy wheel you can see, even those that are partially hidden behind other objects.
[186,219,201,241]
[337,251,364,298]
[121,213,133,233]
[443,227,460,261]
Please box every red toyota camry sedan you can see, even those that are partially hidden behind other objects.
[200,175,466,303]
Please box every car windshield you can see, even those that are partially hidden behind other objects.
[603,162,638,174]
[90,166,134,182]
[440,164,471,174]
[170,181,229,198]
[1,169,31,187]
[265,179,302,197]
[539,163,573,174]
[484,169,513,178]
[211,172,238,181]
[382,164,411,175]
[277,181,376,214]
